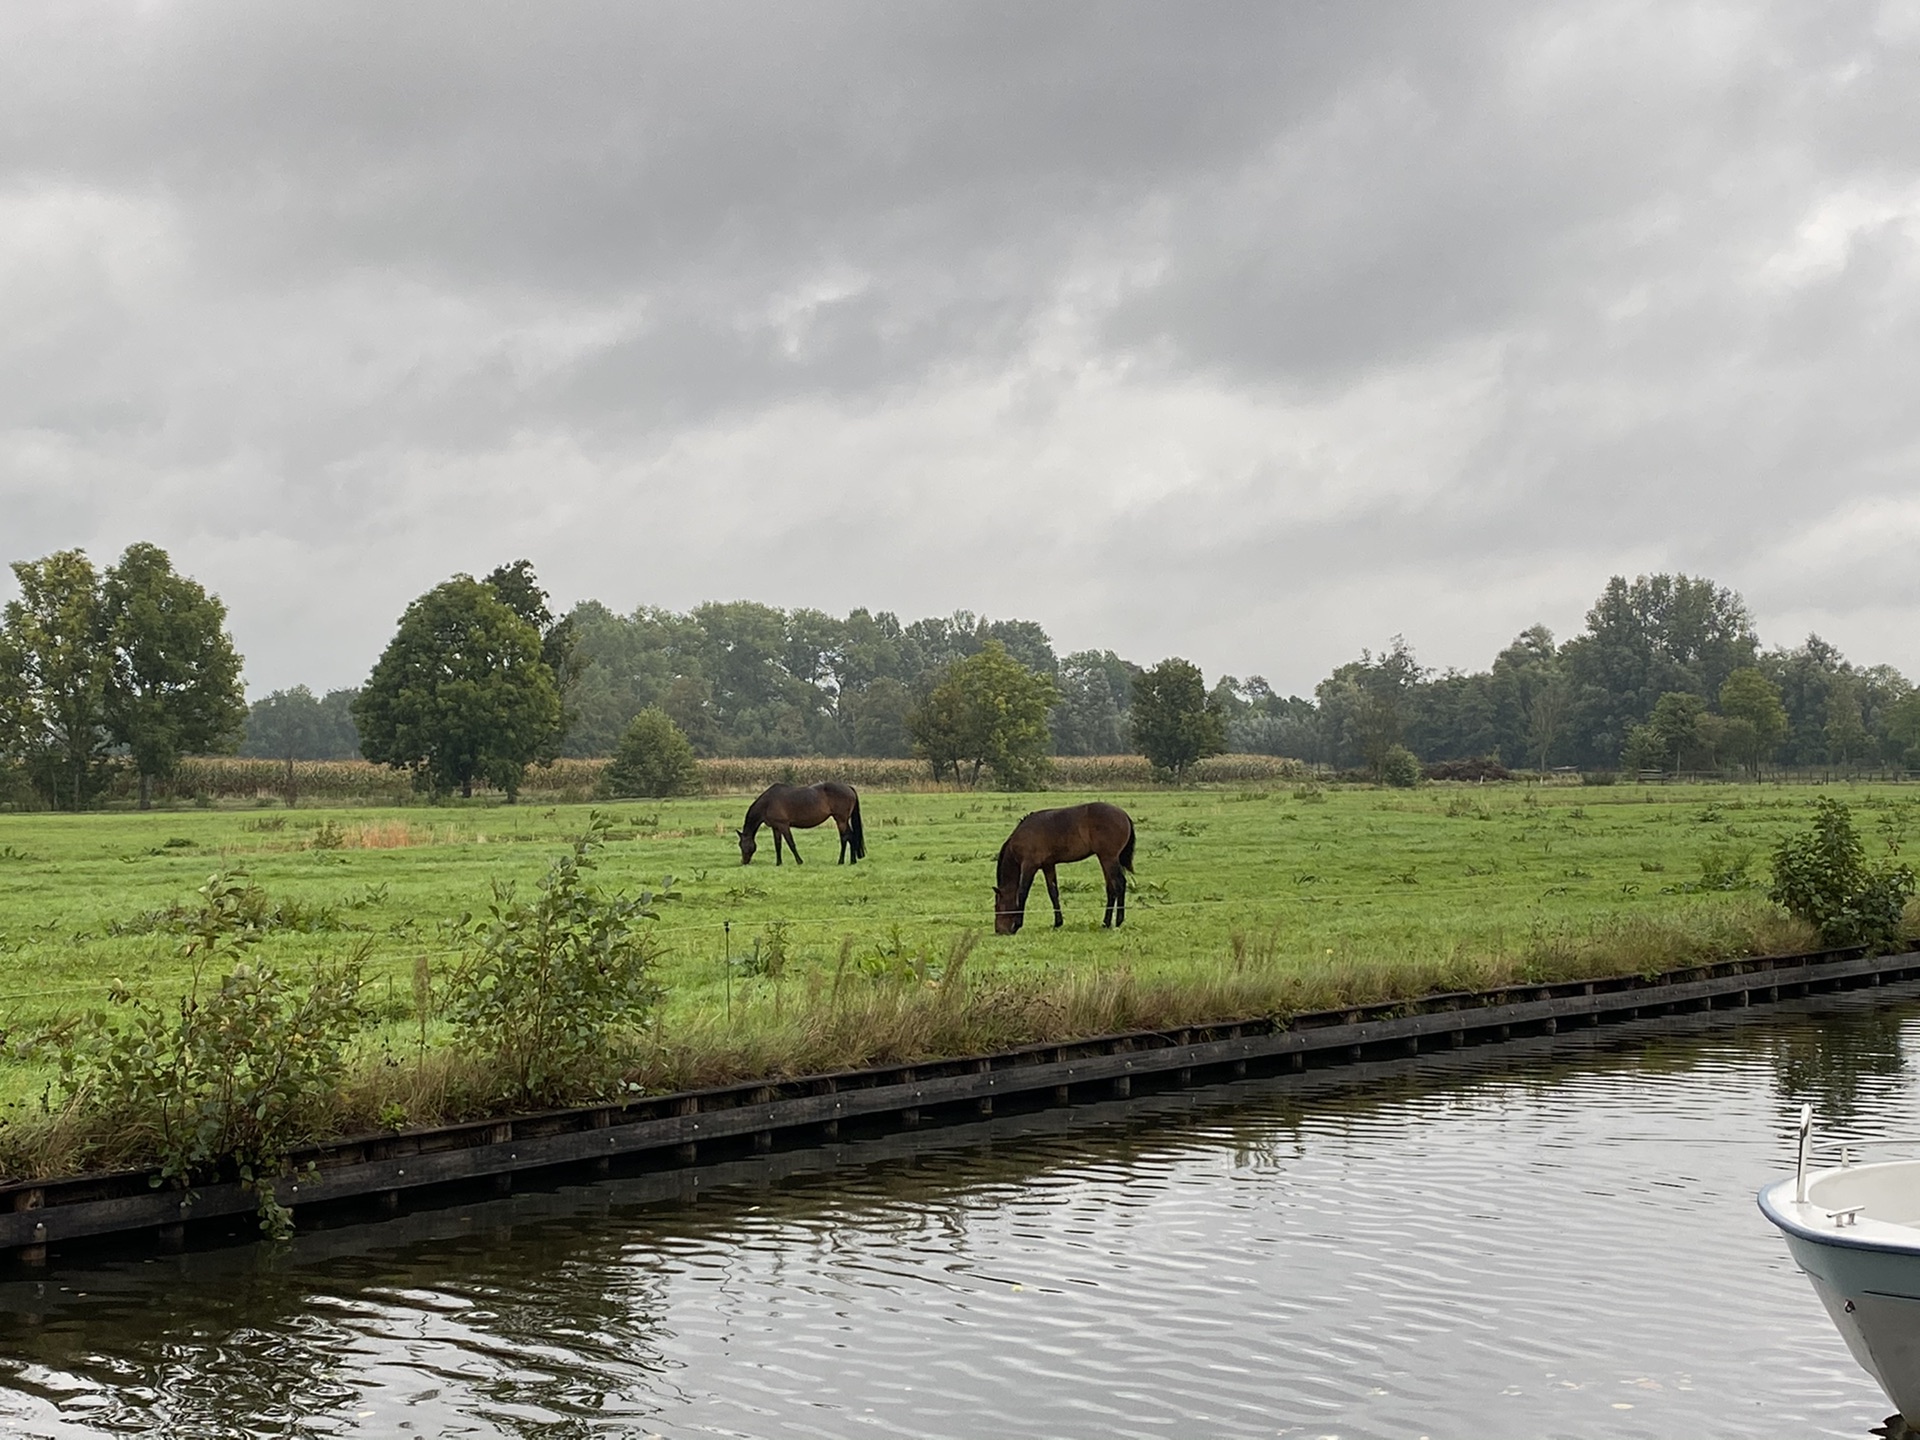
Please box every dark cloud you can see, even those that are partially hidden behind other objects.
[2,1,1918,694]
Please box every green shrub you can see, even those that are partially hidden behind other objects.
[54,869,366,1233]
[1380,745,1422,789]
[1769,797,1916,950]
[602,708,701,798]
[447,816,673,1105]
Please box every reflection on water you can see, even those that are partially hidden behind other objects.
[2,989,1918,1439]
[1769,1003,1910,1123]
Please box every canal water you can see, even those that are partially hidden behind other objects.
[2,988,1917,1439]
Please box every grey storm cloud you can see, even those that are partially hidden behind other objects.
[2,1,1918,694]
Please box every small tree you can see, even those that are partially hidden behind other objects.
[1130,657,1226,782]
[353,576,562,799]
[1769,797,1915,951]
[1718,667,1786,778]
[603,708,701,797]
[101,543,248,809]
[906,641,1057,788]
[1646,691,1708,772]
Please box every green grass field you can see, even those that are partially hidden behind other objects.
[1,779,1915,1163]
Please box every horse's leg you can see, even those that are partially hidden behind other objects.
[1044,865,1063,928]
[782,825,802,864]
[1101,856,1123,928]
[835,816,849,864]
[772,824,785,865]
[1017,865,1037,929]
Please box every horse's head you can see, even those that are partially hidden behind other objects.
[993,883,1023,935]
[737,828,756,865]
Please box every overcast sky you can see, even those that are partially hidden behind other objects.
[4,2,1918,697]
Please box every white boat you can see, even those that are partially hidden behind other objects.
[1760,1107,1920,1424]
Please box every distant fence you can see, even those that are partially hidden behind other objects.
[66,752,1310,807]
[1616,767,1919,786]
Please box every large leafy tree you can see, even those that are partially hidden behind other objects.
[1130,657,1227,782]
[2,550,112,810]
[101,543,247,809]
[1560,573,1757,765]
[353,576,561,799]
[907,640,1057,788]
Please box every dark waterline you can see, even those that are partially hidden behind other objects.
[2,991,1917,1439]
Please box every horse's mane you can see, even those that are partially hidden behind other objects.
[994,837,1019,890]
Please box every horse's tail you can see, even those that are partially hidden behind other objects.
[849,792,866,860]
[1118,820,1136,873]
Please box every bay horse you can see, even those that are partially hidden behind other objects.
[993,802,1135,934]
[738,782,865,865]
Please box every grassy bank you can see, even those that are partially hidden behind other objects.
[3,780,1916,1179]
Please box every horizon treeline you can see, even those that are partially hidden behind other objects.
[245,572,1920,775]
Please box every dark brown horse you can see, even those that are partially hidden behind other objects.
[993,802,1135,934]
[738,782,865,865]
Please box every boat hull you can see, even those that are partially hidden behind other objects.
[1762,1165,1920,1423]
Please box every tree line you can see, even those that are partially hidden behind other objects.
[7,546,1918,809]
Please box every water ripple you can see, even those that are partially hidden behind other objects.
[0,993,1916,1437]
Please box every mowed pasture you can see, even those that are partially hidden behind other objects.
[0,781,1914,1114]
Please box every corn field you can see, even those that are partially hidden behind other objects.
[89,752,1304,805]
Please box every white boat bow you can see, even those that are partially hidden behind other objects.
[1760,1106,1920,1423]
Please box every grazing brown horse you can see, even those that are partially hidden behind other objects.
[738,782,865,865]
[993,802,1135,934]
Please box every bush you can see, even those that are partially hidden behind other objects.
[1380,745,1422,789]
[603,709,701,798]
[1769,797,1916,951]
[1423,757,1511,782]
[54,871,366,1232]
[447,816,673,1105]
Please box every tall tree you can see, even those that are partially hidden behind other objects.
[1317,637,1424,776]
[907,641,1057,788]
[353,576,561,799]
[1052,650,1133,756]
[1560,574,1757,765]
[2,550,111,810]
[1718,668,1787,778]
[1130,657,1227,782]
[100,543,247,809]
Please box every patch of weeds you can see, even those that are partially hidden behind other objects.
[309,821,346,850]
[344,882,389,910]
[1131,877,1172,907]
[736,920,792,979]
[1173,820,1207,837]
